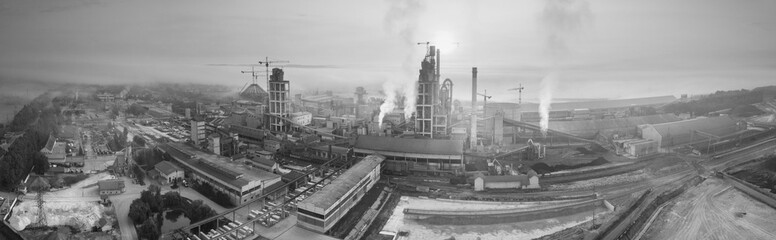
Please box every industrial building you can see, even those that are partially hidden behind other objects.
[158,142,282,205]
[243,153,279,173]
[40,135,66,163]
[296,155,385,233]
[414,45,454,138]
[206,130,237,157]
[296,93,355,117]
[269,68,290,132]
[353,135,464,174]
[542,114,681,139]
[620,139,659,157]
[639,116,745,149]
[98,179,125,195]
[153,161,184,185]
[473,171,540,191]
[191,119,206,145]
[229,124,267,145]
[508,95,678,122]
[112,149,130,176]
[290,111,313,126]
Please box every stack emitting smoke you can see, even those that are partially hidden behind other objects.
[538,0,592,136]
[378,82,398,128]
[379,0,425,128]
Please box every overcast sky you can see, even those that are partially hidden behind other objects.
[1,0,776,102]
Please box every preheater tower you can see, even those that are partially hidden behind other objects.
[415,46,447,138]
[268,68,290,132]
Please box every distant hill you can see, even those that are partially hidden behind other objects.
[663,86,776,116]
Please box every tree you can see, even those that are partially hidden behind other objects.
[133,135,146,147]
[162,191,182,209]
[126,104,149,116]
[138,217,160,240]
[110,105,120,120]
[32,152,49,174]
[133,164,145,185]
[128,199,150,224]
[187,199,219,234]
[141,185,162,212]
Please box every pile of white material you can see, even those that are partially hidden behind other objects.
[9,200,104,231]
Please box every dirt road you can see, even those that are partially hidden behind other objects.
[644,179,776,240]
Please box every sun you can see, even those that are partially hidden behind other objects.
[433,31,459,54]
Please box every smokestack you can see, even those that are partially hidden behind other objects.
[436,48,441,82]
[471,67,477,111]
[470,67,478,150]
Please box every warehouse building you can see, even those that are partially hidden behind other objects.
[639,116,745,149]
[98,179,125,195]
[158,142,282,205]
[473,171,539,191]
[296,155,385,233]
[353,135,464,175]
[153,161,184,185]
[545,114,681,139]
[621,139,659,157]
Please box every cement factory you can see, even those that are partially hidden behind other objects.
[3,38,776,240]
[3,2,776,238]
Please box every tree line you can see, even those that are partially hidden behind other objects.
[663,87,776,116]
[0,93,60,190]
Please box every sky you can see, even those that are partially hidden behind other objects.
[1,0,776,103]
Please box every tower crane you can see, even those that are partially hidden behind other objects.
[477,90,492,116]
[239,66,267,92]
[417,41,460,50]
[258,57,290,90]
[508,84,525,107]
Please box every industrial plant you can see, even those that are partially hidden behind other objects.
[2,1,776,240]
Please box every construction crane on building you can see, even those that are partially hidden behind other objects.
[477,90,492,116]
[239,66,268,92]
[258,57,290,87]
[417,41,460,50]
[508,84,525,107]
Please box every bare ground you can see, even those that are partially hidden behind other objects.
[643,178,776,240]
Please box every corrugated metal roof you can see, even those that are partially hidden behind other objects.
[547,114,681,138]
[300,155,384,211]
[645,116,739,138]
[159,143,280,190]
[155,161,183,176]
[493,95,677,112]
[98,179,125,191]
[354,135,464,155]
[247,155,275,167]
[479,175,529,185]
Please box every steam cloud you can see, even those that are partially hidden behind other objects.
[538,0,592,136]
[378,82,398,127]
[538,72,558,135]
[378,0,425,128]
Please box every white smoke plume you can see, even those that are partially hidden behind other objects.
[539,72,558,136]
[378,82,398,128]
[538,0,592,136]
[384,0,425,121]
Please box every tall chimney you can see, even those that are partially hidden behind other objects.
[470,67,478,150]
[436,48,441,82]
[471,67,477,111]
